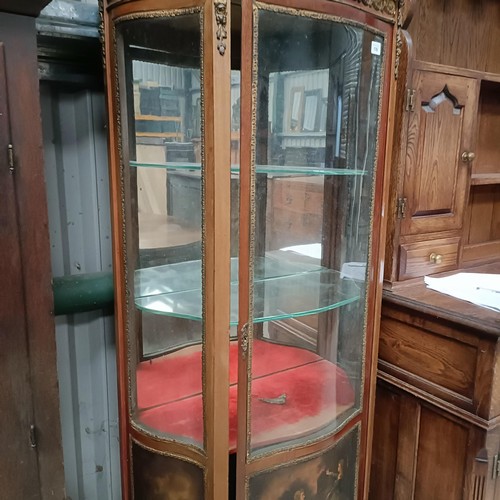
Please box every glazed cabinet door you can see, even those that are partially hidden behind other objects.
[105,3,231,498]
[236,1,392,498]
[400,71,479,236]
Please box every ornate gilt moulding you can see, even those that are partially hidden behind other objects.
[353,0,397,16]
[103,0,398,19]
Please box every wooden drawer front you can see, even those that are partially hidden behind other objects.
[271,177,324,216]
[267,177,324,249]
[379,315,477,406]
[398,237,460,280]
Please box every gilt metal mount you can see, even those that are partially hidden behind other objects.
[214,1,228,56]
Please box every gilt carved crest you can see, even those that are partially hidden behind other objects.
[395,0,405,78]
[354,0,397,16]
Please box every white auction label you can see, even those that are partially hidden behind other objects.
[371,41,382,55]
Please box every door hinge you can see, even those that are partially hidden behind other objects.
[397,197,407,219]
[7,143,14,174]
[493,453,500,479]
[29,424,37,448]
[406,88,416,112]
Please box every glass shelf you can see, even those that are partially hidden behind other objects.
[130,160,367,177]
[134,252,360,324]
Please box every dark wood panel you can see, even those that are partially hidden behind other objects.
[409,0,444,67]
[440,0,488,74]
[492,189,500,241]
[394,397,420,500]
[462,241,500,266]
[475,81,500,175]
[0,40,40,500]
[370,381,500,500]
[379,314,477,401]
[0,13,65,497]
[486,340,500,421]
[369,385,400,500]
[414,406,469,500]
[266,176,323,250]
[408,0,500,74]
[466,185,500,245]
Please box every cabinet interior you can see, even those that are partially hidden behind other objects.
[463,80,500,264]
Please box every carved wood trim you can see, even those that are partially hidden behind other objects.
[378,369,500,430]
[354,0,397,16]
[472,448,488,500]
[472,473,487,500]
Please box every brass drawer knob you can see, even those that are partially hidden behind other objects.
[461,151,476,163]
[429,252,443,264]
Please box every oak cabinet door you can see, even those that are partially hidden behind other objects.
[400,71,479,236]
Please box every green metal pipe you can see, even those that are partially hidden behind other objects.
[52,271,114,316]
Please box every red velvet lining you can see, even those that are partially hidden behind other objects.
[136,340,355,451]
[137,340,321,410]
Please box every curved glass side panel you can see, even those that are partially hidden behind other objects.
[116,12,204,447]
[249,7,384,456]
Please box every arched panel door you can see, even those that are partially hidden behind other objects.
[401,70,479,236]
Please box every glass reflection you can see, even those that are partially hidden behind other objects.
[116,5,384,459]
[118,13,205,447]
[249,9,383,455]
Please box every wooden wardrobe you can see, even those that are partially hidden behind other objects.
[0,1,65,498]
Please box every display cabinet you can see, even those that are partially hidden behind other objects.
[101,0,396,497]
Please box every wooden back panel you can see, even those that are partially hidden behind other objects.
[408,0,500,74]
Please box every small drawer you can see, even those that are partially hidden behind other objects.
[398,237,460,280]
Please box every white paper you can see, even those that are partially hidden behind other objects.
[281,244,366,282]
[340,262,366,281]
[281,243,322,260]
[424,273,500,312]
[371,41,382,56]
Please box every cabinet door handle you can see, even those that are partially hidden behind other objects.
[461,151,476,163]
[429,253,443,264]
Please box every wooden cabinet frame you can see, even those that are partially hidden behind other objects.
[371,285,500,500]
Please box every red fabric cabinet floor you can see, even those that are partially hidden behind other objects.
[136,340,355,451]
